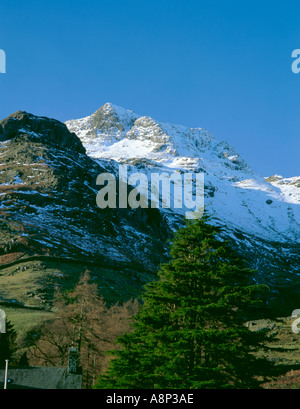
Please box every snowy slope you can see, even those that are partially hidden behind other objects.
[1,108,298,313]
[66,103,300,246]
[0,111,170,289]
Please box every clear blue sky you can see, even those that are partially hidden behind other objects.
[0,0,299,177]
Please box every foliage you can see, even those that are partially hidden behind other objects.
[23,271,139,388]
[95,216,273,389]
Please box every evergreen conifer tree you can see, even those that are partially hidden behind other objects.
[95,216,272,389]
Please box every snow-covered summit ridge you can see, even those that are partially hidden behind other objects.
[66,103,300,244]
[66,103,249,172]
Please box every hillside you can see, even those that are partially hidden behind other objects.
[0,105,299,335]
[66,103,300,315]
[0,111,170,330]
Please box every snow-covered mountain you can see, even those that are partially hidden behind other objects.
[66,103,300,241]
[0,111,170,309]
[66,103,300,306]
[0,105,298,317]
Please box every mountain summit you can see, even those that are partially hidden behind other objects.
[66,103,300,311]
[66,103,300,241]
[0,106,299,320]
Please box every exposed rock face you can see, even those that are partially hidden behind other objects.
[66,103,300,314]
[91,103,139,136]
[0,111,170,309]
[0,105,299,317]
[0,111,86,154]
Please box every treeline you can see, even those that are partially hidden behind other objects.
[1,216,280,389]
[1,272,139,389]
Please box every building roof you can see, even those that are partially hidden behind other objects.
[0,367,82,389]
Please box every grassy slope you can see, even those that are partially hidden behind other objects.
[0,256,148,337]
[2,259,300,387]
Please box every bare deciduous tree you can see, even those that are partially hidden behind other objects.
[23,271,139,388]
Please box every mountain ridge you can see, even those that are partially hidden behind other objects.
[66,103,300,243]
[65,103,300,314]
[0,106,299,325]
[0,111,171,314]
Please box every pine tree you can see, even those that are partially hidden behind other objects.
[95,216,273,389]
